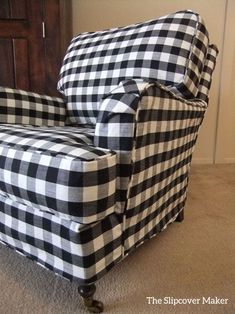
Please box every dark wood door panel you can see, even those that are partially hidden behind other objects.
[0,0,10,19]
[0,37,29,90]
[0,0,27,19]
[13,38,29,90]
[0,38,14,86]
[0,0,72,96]
[0,0,45,93]
[9,0,27,19]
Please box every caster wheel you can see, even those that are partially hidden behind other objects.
[78,284,104,313]
[87,300,104,313]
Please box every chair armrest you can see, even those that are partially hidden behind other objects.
[0,87,66,126]
[94,79,208,214]
[94,78,208,150]
[94,79,154,150]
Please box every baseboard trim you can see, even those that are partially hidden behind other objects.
[192,158,214,164]
[215,158,235,164]
[192,157,235,164]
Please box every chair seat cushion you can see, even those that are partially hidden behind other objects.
[0,124,117,224]
[58,10,209,125]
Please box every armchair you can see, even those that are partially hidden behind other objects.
[0,10,218,312]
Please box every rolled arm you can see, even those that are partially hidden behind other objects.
[94,79,208,214]
[94,79,208,150]
[94,79,154,150]
[0,87,66,126]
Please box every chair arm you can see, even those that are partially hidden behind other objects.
[0,87,66,126]
[94,79,154,150]
[94,78,207,150]
[94,79,208,214]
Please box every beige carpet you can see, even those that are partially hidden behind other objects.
[0,164,234,314]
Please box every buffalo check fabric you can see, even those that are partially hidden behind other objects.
[122,82,207,253]
[0,194,123,284]
[0,87,66,126]
[0,124,117,224]
[94,79,155,211]
[0,10,218,284]
[58,10,209,125]
[0,80,210,283]
[196,44,219,102]
[95,80,208,253]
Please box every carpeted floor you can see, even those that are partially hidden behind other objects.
[0,164,234,314]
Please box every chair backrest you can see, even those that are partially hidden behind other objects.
[58,10,213,126]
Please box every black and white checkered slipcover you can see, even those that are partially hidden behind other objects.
[0,194,123,283]
[0,10,218,285]
[0,87,66,126]
[0,124,117,224]
[58,10,209,125]
[196,44,219,102]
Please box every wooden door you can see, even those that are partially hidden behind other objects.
[0,0,72,96]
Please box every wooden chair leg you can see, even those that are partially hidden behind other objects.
[175,209,184,222]
[78,284,104,313]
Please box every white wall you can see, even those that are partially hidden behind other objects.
[215,0,235,163]
[72,0,235,164]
